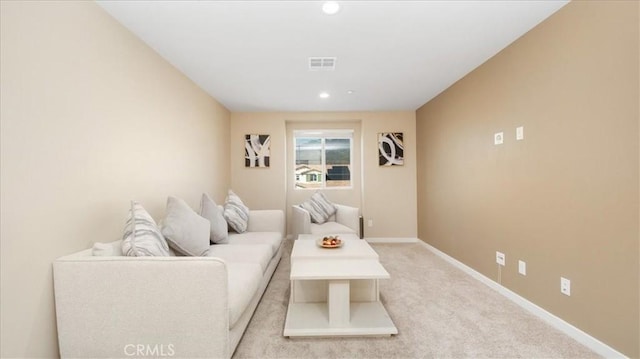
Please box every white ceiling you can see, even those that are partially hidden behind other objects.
[97,0,568,112]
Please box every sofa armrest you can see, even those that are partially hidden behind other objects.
[247,209,284,234]
[291,205,311,239]
[335,204,361,237]
[54,256,230,359]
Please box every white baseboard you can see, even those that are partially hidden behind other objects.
[418,240,627,359]
[365,237,419,243]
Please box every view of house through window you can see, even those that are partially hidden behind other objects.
[294,130,352,189]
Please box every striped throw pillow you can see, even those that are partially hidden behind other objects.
[122,201,171,257]
[301,192,336,224]
[223,190,250,233]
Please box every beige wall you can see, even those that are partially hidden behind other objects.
[416,1,639,357]
[0,1,230,357]
[229,113,288,210]
[231,112,417,239]
[361,112,417,238]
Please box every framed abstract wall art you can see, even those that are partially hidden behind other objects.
[378,132,404,166]
[245,134,270,168]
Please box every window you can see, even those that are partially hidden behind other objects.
[294,130,352,189]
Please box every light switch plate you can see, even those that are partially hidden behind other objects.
[516,126,524,140]
[518,260,526,275]
[494,132,504,145]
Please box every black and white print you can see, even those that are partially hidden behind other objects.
[245,134,270,168]
[378,132,404,166]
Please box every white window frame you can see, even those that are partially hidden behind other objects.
[294,129,353,190]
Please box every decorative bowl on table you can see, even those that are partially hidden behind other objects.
[317,235,342,248]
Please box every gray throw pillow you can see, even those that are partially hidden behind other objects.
[161,196,210,256]
[122,201,171,257]
[223,190,249,233]
[200,193,229,244]
[301,192,337,224]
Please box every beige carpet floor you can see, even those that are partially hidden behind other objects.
[233,240,599,359]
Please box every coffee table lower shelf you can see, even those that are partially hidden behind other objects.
[283,301,398,337]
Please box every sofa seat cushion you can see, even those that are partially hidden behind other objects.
[310,221,356,236]
[227,232,282,257]
[226,262,262,329]
[206,244,272,273]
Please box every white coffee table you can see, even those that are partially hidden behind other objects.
[283,234,397,337]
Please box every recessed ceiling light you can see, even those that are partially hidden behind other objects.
[319,92,330,99]
[347,90,355,94]
[322,1,340,15]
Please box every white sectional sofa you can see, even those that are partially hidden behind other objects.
[53,209,285,359]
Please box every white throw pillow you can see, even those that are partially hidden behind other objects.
[92,240,124,256]
[200,193,229,244]
[301,192,336,224]
[121,201,171,257]
[161,196,210,256]
[223,190,250,233]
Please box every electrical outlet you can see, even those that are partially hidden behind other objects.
[496,251,505,266]
[367,219,373,227]
[561,277,571,296]
[518,260,526,275]
[516,126,524,140]
[494,132,504,145]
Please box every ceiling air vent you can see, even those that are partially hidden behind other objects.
[308,57,336,71]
